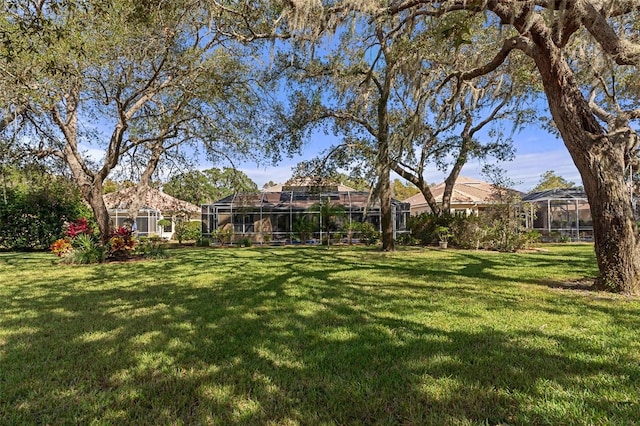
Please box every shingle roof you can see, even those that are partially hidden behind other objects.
[402,176,499,206]
[103,187,200,214]
[264,177,356,193]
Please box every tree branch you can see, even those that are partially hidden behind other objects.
[581,0,640,65]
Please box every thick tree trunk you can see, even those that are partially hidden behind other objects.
[377,93,394,251]
[377,141,394,251]
[442,135,472,213]
[531,38,640,294]
[62,141,111,242]
[570,135,640,293]
[83,180,111,243]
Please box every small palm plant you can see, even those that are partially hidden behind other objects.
[312,199,346,246]
[435,225,452,248]
[293,215,315,244]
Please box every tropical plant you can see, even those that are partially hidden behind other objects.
[50,239,72,257]
[107,226,137,259]
[293,215,316,244]
[312,199,345,244]
[63,233,105,264]
[65,217,93,238]
[435,226,452,243]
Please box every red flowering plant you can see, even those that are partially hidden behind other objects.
[51,217,95,258]
[65,217,92,238]
[107,226,137,258]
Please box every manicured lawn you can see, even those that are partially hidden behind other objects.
[1,244,639,425]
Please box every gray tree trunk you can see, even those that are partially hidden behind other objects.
[530,36,640,294]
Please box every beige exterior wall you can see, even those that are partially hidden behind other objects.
[409,203,483,216]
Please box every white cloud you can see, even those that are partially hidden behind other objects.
[390,149,580,193]
[236,148,581,194]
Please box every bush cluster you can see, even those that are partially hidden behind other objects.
[0,180,89,251]
[173,218,201,244]
[50,218,168,264]
[407,209,540,252]
[51,218,106,264]
[349,222,380,245]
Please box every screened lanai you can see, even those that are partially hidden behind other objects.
[201,188,411,244]
[522,188,593,241]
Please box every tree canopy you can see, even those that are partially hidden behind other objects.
[163,167,258,206]
[0,0,265,239]
[531,171,577,193]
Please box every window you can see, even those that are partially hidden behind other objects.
[233,214,254,233]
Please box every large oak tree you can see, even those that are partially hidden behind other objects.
[373,0,640,293]
[1,0,261,240]
[221,0,640,293]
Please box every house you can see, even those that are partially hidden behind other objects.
[402,176,499,216]
[201,178,411,243]
[103,187,200,239]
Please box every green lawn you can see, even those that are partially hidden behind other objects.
[1,244,639,425]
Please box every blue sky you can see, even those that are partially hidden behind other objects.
[84,106,581,193]
[238,125,581,193]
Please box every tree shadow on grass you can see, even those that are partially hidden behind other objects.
[1,248,638,424]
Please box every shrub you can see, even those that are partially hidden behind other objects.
[50,217,103,264]
[213,228,234,245]
[410,209,536,252]
[0,179,89,250]
[395,233,417,246]
[451,214,485,250]
[351,222,380,245]
[196,237,211,247]
[62,234,105,264]
[407,214,454,246]
[174,218,201,244]
[134,240,169,259]
[107,226,137,259]
[235,237,252,247]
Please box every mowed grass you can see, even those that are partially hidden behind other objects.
[1,244,639,425]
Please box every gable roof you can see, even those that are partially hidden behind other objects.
[403,176,499,206]
[103,187,200,214]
